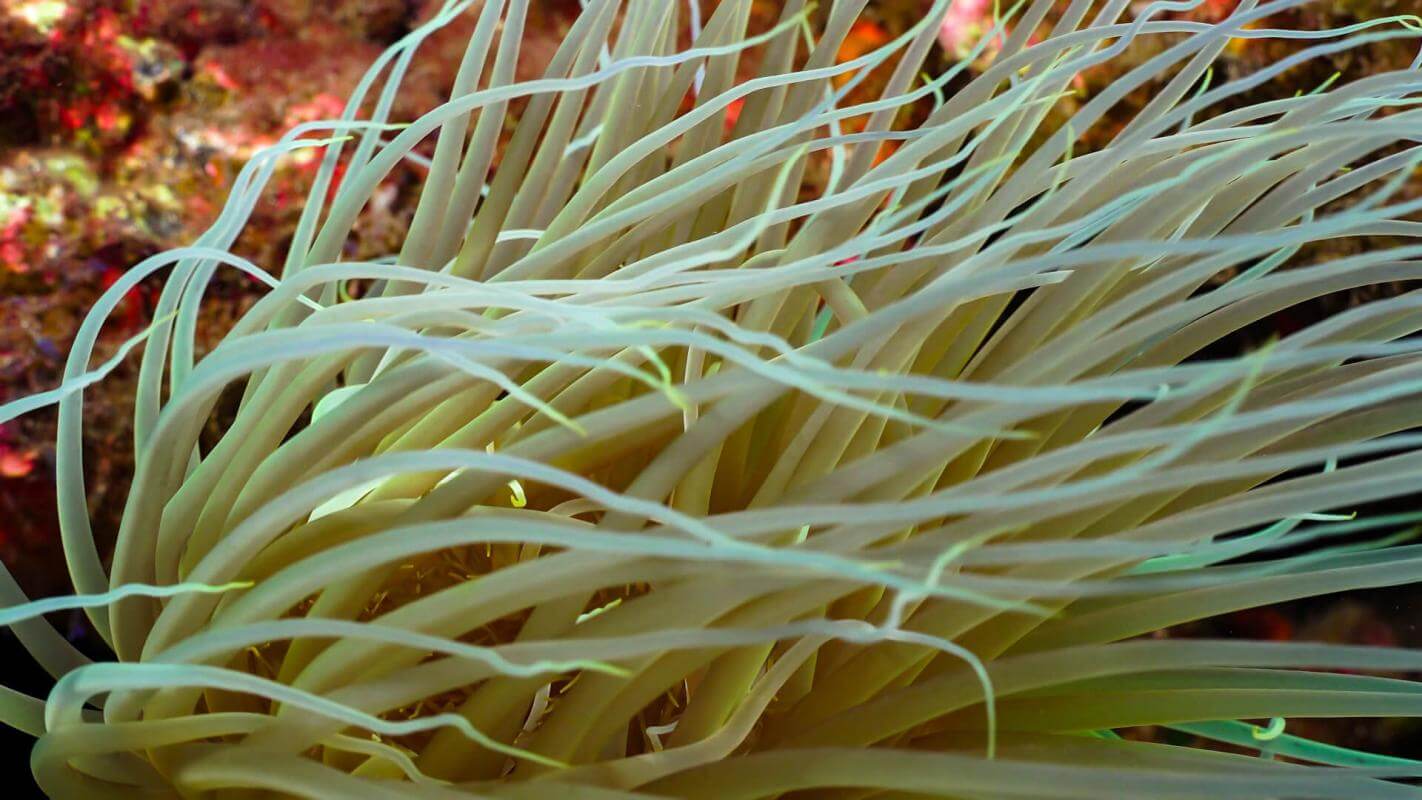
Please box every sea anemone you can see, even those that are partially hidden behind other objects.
[7,0,1422,797]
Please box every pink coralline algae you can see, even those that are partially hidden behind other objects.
[0,444,35,480]
[938,0,998,59]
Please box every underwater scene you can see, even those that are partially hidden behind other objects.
[3,0,1422,796]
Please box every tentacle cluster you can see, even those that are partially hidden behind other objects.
[7,0,1422,797]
